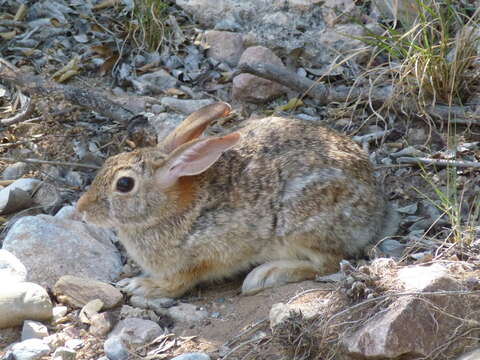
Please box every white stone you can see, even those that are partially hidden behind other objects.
[52,347,76,360]
[0,282,52,328]
[11,338,51,360]
[109,317,163,346]
[52,306,68,322]
[21,320,49,341]
[3,215,122,288]
[0,249,27,284]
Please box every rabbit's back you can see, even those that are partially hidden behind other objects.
[190,116,387,262]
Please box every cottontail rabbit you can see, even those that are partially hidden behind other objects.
[76,102,397,298]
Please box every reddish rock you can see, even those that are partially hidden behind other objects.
[204,30,245,66]
[232,46,286,103]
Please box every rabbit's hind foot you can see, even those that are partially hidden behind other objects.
[117,276,190,298]
[241,260,319,295]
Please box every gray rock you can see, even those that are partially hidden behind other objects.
[89,312,115,337]
[3,215,122,288]
[119,305,161,323]
[171,353,211,360]
[342,264,479,359]
[104,336,128,360]
[396,203,418,215]
[11,338,51,360]
[2,162,28,180]
[0,282,52,328]
[54,275,123,309]
[64,339,83,350]
[204,30,244,66]
[0,249,27,284]
[378,239,406,259]
[109,317,163,346]
[133,69,178,95]
[21,321,49,341]
[0,178,40,215]
[168,303,208,323]
[52,347,76,360]
[232,46,286,103]
[32,182,62,212]
[160,98,215,115]
[54,205,80,220]
[79,299,104,324]
[457,348,480,360]
[146,112,183,143]
[130,295,177,313]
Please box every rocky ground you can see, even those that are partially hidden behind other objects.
[1,0,480,359]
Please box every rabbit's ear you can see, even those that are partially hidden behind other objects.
[155,132,240,188]
[161,102,231,153]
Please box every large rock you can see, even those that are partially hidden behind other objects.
[53,275,123,309]
[3,215,122,288]
[232,46,286,103]
[342,264,480,359]
[0,282,52,328]
[168,303,208,323]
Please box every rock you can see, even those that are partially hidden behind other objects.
[54,205,80,220]
[21,321,49,341]
[232,46,286,103]
[160,98,215,114]
[109,318,163,346]
[54,276,123,309]
[129,295,177,313]
[32,182,62,212]
[79,299,104,324]
[64,339,83,350]
[3,215,122,289]
[396,203,418,215]
[313,24,366,65]
[204,30,244,66]
[378,239,406,259]
[321,0,360,26]
[11,338,51,360]
[119,305,161,323]
[342,264,480,359]
[0,178,40,215]
[133,69,178,95]
[171,353,211,360]
[146,112,184,142]
[89,312,115,337]
[372,0,422,27]
[0,249,27,284]
[457,348,480,360]
[104,336,128,360]
[0,282,52,328]
[168,303,208,323]
[52,306,68,322]
[52,347,76,360]
[2,162,28,180]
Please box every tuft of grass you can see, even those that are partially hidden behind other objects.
[130,0,169,52]
[362,0,480,111]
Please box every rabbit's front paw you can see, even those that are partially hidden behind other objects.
[241,260,319,295]
[117,276,188,298]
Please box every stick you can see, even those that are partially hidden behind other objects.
[0,58,134,123]
[238,62,391,104]
[396,157,480,169]
[0,157,100,169]
[352,130,391,144]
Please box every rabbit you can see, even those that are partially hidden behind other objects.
[76,102,398,298]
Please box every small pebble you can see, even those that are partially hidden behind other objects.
[104,336,128,360]
[52,347,76,360]
[21,320,49,341]
[11,338,51,360]
[171,353,211,360]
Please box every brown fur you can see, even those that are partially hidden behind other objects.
[76,103,398,298]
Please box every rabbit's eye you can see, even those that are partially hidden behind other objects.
[116,177,135,193]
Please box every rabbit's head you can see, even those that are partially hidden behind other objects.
[76,103,239,228]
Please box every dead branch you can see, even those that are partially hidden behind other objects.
[0,92,33,126]
[0,58,135,124]
[238,62,392,104]
[396,157,480,169]
[238,63,480,126]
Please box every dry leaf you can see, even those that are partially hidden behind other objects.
[93,0,121,10]
[0,31,17,40]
